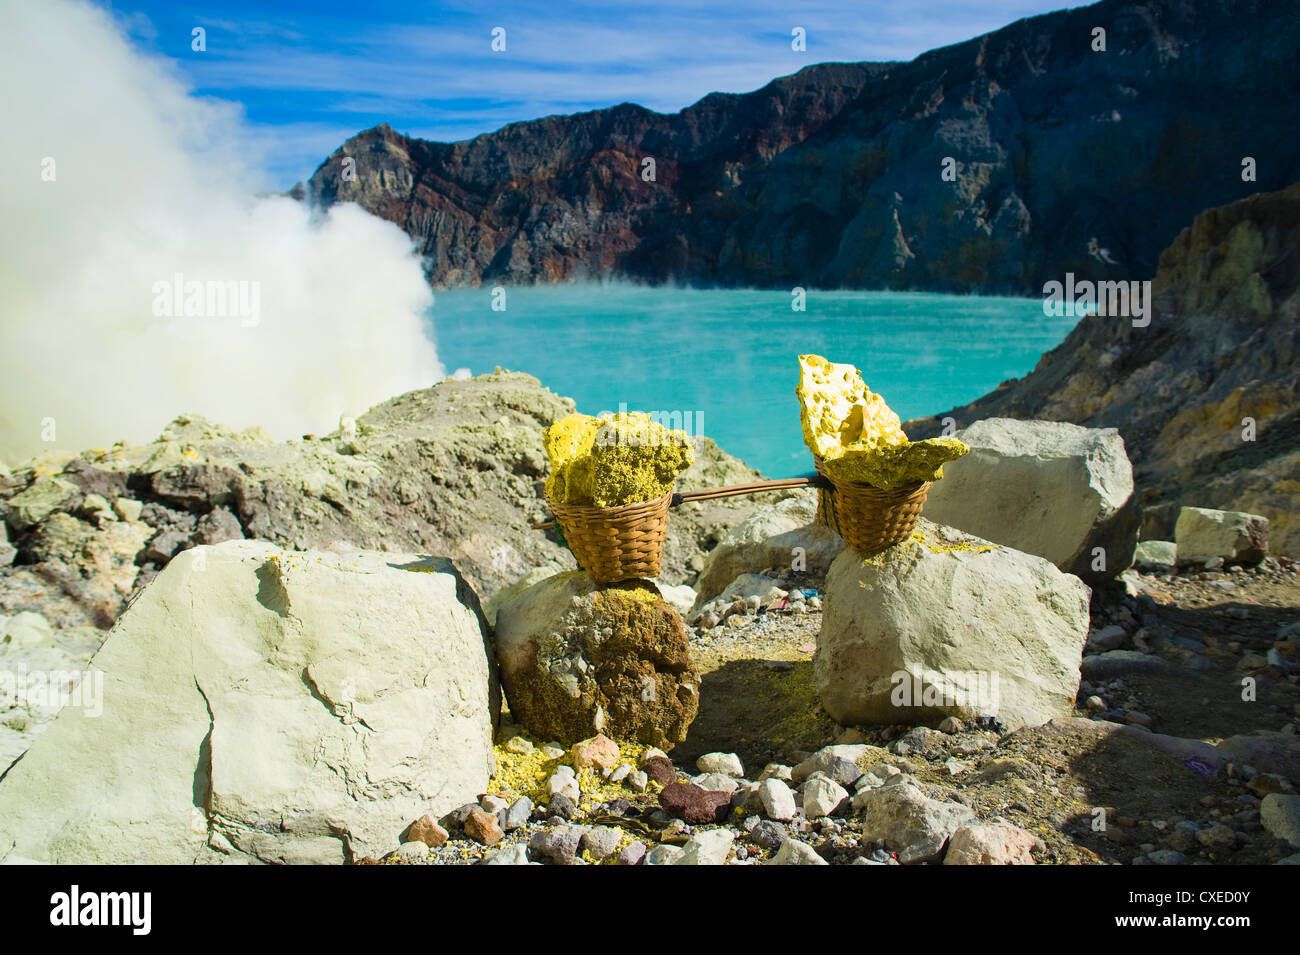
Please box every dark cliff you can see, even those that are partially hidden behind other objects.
[304,0,1300,294]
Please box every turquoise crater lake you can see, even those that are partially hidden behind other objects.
[428,285,1078,477]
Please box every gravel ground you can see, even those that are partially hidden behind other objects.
[375,559,1300,865]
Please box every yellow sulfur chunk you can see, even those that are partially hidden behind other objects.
[590,412,693,508]
[796,354,908,460]
[823,437,970,489]
[543,413,602,504]
[795,354,969,489]
[542,411,694,507]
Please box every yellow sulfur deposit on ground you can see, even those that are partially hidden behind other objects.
[486,730,661,809]
[543,410,693,507]
[796,354,970,489]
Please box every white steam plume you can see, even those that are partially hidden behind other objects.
[0,0,442,465]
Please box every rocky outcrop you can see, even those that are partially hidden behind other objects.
[921,419,1139,583]
[303,1,1299,297]
[907,181,1300,555]
[0,541,498,864]
[0,371,768,634]
[494,572,700,748]
[815,519,1091,731]
[1175,506,1269,565]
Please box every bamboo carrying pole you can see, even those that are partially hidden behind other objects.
[529,475,830,530]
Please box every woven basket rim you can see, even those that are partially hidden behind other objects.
[545,488,674,515]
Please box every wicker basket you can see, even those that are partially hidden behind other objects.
[546,490,673,584]
[814,457,931,554]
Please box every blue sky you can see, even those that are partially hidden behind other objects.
[100,0,1074,188]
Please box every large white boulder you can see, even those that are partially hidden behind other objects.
[692,491,843,610]
[922,418,1139,583]
[1174,506,1269,565]
[0,540,498,864]
[815,519,1091,731]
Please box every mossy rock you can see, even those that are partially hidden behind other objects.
[494,572,700,748]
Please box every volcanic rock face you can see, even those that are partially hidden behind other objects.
[0,371,767,632]
[908,181,1300,555]
[303,1,1299,295]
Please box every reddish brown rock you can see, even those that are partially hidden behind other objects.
[659,782,732,825]
[642,755,676,786]
[464,807,504,846]
[404,814,449,848]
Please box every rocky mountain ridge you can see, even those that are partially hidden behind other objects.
[302,0,1300,294]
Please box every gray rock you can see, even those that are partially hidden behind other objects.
[792,744,883,783]
[1261,794,1300,848]
[1145,849,1187,865]
[5,477,79,532]
[1088,625,1128,652]
[645,843,685,865]
[691,773,740,795]
[801,774,849,819]
[1134,540,1176,570]
[1195,824,1236,851]
[528,825,584,865]
[676,829,734,865]
[817,520,1090,731]
[617,841,646,865]
[501,796,533,831]
[0,542,497,865]
[943,822,1036,864]
[695,752,745,777]
[581,826,623,860]
[1080,651,1183,681]
[748,819,787,849]
[772,837,828,865]
[547,793,577,820]
[393,841,430,862]
[759,778,797,821]
[1175,507,1269,566]
[481,844,532,865]
[855,783,976,864]
[921,418,1139,583]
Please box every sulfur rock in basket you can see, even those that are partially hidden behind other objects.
[797,354,969,489]
[543,410,693,508]
[543,413,602,504]
[590,412,693,507]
